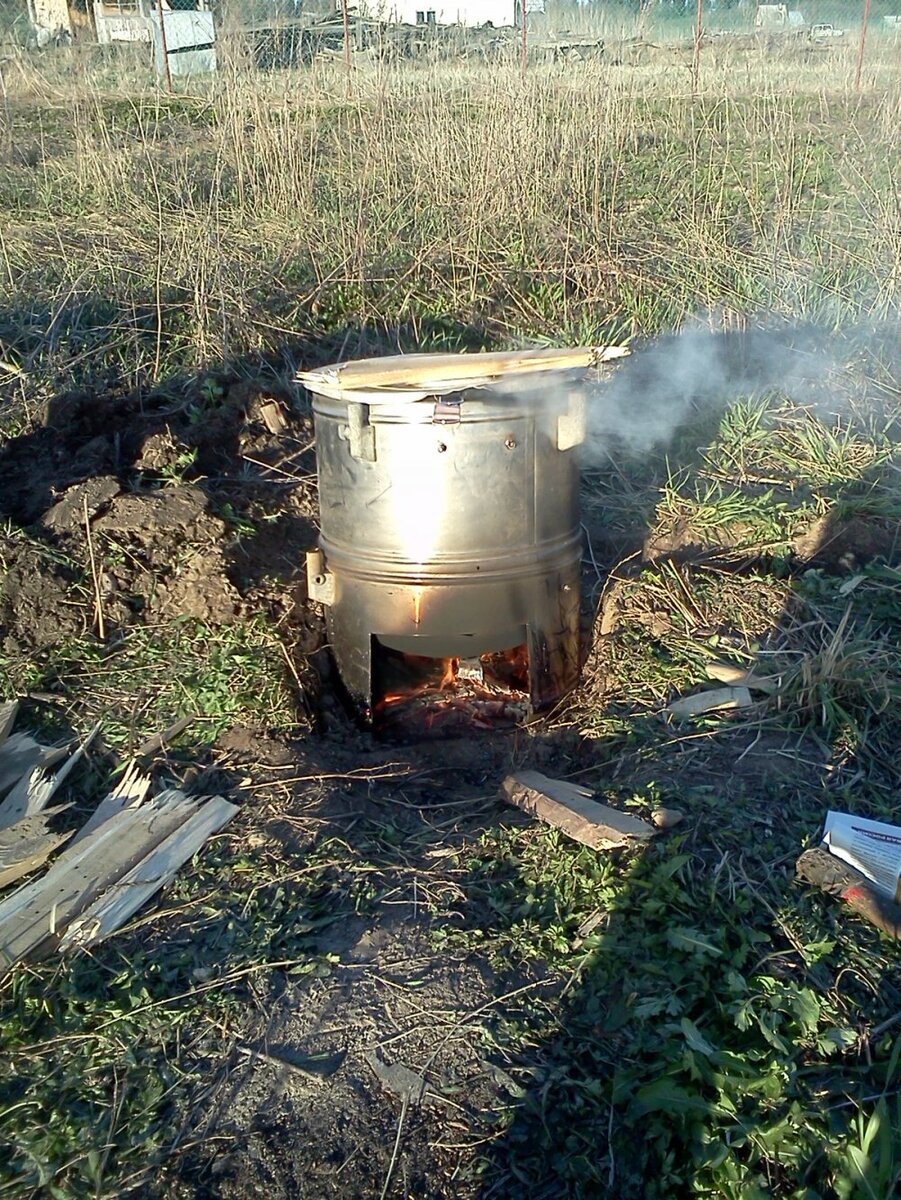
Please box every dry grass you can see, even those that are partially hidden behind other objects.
[0,42,898,398]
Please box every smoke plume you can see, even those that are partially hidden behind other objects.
[580,326,847,466]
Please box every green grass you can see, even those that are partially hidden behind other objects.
[439,825,901,1197]
[0,617,299,753]
[455,398,901,1197]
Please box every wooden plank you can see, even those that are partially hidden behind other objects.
[299,346,629,392]
[0,791,201,975]
[67,761,151,849]
[501,770,656,851]
[0,812,74,890]
[666,686,753,718]
[60,796,237,949]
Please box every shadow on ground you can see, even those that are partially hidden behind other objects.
[1,318,900,1199]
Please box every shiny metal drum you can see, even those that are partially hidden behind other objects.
[307,385,585,719]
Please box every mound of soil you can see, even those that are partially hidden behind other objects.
[0,533,86,654]
[0,377,318,657]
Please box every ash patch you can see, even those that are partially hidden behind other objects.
[188,925,553,1200]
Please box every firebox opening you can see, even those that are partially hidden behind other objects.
[371,635,531,735]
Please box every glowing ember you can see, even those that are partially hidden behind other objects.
[372,642,531,735]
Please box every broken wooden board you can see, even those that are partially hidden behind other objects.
[59,795,237,949]
[0,812,74,890]
[0,790,202,975]
[298,345,630,401]
[501,770,656,851]
[666,686,753,718]
[0,700,18,748]
[67,761,151,849]
[0,724,98,831]
[0,734,67,801]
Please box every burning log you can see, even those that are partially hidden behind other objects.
[501,770,657,851]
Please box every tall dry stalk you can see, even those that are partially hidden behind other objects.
[0,44,897,376]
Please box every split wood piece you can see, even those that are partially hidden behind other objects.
[0,790,202,976]
[0,701,18,748]
[0,724,99,832]
[797,847,901,940]
[259,398,288,436]
[67,762,152,850]
[0,734,68,799]
[0,812,74,890]
[134,715,196,761]
[501,770,656,851]
[651,807,685,830]
[705,662,778,694]
[666,686,753,719]
[59,795,237,949]
[299,346,629,394]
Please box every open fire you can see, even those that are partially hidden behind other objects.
[373,643,531,735]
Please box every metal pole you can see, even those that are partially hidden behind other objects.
[342,0,352,81]
[521,0,527,76]
[854,0,872,91]
[156,0,173,94]
[692,0,703,94]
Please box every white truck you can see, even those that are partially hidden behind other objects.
[808,22,844,40]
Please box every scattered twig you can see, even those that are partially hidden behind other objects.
[134,716,196,760]
[869,1010,901,1041]
[235,1043,327,1085]
[379,1092,409,1200]
[83,495,106,642]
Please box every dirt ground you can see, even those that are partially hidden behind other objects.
[1,335,899,1199]
[0,369,577,1197]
